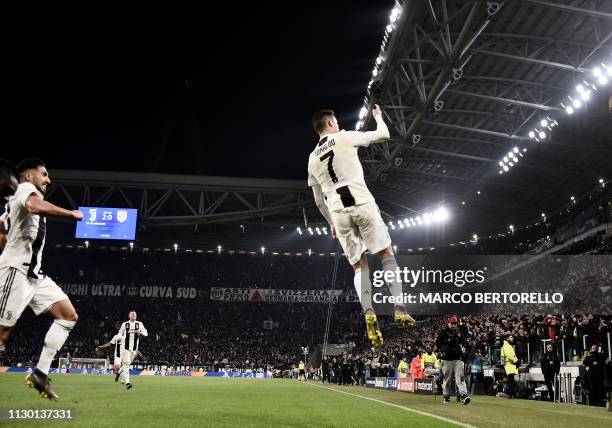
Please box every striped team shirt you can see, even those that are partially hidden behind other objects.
[119,320,148,352]
[110,334,123,359]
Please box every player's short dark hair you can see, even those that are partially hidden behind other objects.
[16,158,46,177]
[312,110,335,134]
[0,159,16,180]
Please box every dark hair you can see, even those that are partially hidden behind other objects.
[0,159,16,180]
[312,110,335,134]
[16,158,46,176]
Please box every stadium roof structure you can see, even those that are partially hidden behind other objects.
[359,0,612,233]
[44,0,612,249]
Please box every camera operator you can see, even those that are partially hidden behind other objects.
[583,344,605,406]
[436,315,470,405]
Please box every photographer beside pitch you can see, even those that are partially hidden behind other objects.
[435,315,470,405]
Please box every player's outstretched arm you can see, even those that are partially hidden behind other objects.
[96,342,112,351]
[25,194,83,220]
[345,104,390,146]
[0,215,6,250]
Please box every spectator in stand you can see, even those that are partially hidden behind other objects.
[540,343,560,402]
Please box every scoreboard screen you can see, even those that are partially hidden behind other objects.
[75,207,138,240]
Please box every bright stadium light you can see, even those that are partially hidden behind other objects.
[308,227,314,235]
[261,246,265,254]
[476,191,481,195]
[372,67,379,77]
[538,131,546,139]
[386,24,393,33]
[503,156,508,162]
[322,227,328,235]
[513,147,519,153]
[503,165,509,171]
[308,249,312,256]
[359,106,367,119]
[315,227,321,235]
[436,207,450,222]
[576,84,584,93]
[580,90,591,101]
[565,106,574,114]
[423,213,432,225]
[297,227,302,235]
[597,75,608,85]
[512,156,518,163]
[376,56,383,65]
[499,170,503,174]
[217,245,222,254]
[528,131,535,139]
[540,119,548,127]
[593,67,602,77]
[388,221,396,230]
[498,161,504,166]
[85,240,90,248]
[415,216,422,225]
[572,98,582,108]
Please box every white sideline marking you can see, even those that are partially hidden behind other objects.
[309,383,476,428]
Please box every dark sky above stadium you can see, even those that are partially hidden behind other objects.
[2,1,393,180]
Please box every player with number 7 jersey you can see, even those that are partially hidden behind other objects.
[307,105,416,349]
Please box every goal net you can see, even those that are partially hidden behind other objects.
[58,357,109,371]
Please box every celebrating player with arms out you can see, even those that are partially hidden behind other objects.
[0,158,83,400]
[117,310,147,390]
[96,333,125,383]
[308,105,415,348]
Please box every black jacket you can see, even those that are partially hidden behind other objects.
[540,351,560,376]
[435,326,466,361]
[583,351,606,383]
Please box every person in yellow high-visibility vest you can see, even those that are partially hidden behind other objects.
[501,335,518,397]
[397,355,409,378]
[298,360,306,381]
[421,345,440,377]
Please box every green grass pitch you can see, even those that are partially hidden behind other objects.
[1,373,611,427]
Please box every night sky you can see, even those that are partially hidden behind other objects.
[1,1,393,180]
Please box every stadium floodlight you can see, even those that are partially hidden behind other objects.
[461,201,465,205]
[599,178,604,183]
[509,225,514,231]
[372,67,378,77]
[315,227,321,235]
[513,147,519,153]
[415,216,422,225]
[593,67,602,77]
[308,249,312,256]
[423,213,432,225]
[409,218,416,226]
[576,84,584,93]
[580,90,591,101]
[476,191,481,195]
[565,106,574,114]
[523,148,527,152]
[359,106,367,119]
[217,245,222,254]
[540,119,548,127]
[393,245,398,252]
[498,161,504,166]
[503,165,509,171]
[388,221,396,230]
[597,75,608,85]
[376,56,383,65]
[503,156,508,162]
[399,221,404,229]
[386,24,393,33]
[507,151,513,158]
[355,121,363,130]
[85,240,89,248]
[572,98,582,108]
[528,131,535,139]
[538,131,546,139]
[322,227,328,235]
[512,157,518,163]
[261,246,265,254]
[508,162,514,167]
[570,196,575,202]
[297,227,302,235]
[308,227,314,235]
[436,207,450,222]
[499,170,503,174]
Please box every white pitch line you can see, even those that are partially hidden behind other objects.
[309,383,477,428]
